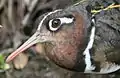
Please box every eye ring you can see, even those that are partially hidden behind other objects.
[48,18,61,31]
[48,16,74,32]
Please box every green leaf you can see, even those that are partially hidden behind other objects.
[0,54,10,71]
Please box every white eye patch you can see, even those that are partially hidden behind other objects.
[58,17,74,24]
[48,17,74,31]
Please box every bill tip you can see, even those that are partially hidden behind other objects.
[5,58,11,63]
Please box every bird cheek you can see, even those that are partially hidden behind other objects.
[38,30,53,42]
[45,42,77,70]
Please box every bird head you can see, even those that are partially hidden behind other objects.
[6,3,92,72]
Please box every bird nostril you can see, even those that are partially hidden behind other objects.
[35,33,40,37]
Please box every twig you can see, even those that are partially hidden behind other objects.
[74,0,87,6]
[22,0,39,26]
[91,3,120,14]
[0,48,14,54]
[8,0,15,32]
[28,0,38,12]
[0,0,6,11]
[0,25,2,28]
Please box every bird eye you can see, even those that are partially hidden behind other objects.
[52,19,61,28]
[48,16,74,32]
[48,18,61,31]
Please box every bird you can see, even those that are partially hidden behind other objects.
[6,1,120,74]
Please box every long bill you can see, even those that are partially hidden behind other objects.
[6,31,44,63]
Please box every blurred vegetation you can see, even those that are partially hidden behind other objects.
[0,54,10,71]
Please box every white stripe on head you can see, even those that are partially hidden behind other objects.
[37,9,62,30]
[83,26,96,72]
